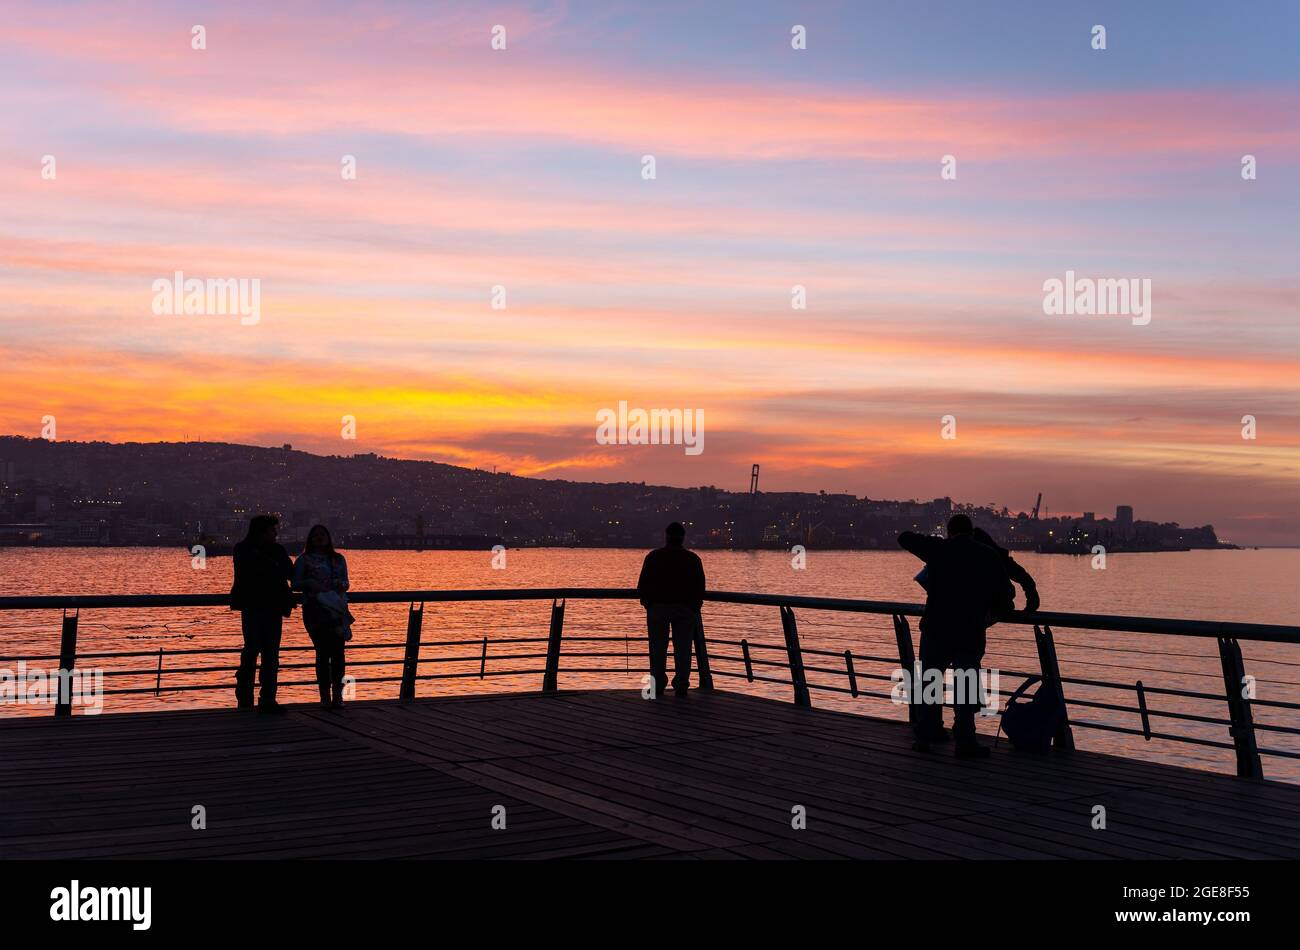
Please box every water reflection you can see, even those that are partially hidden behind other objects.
[1,547,1297,781]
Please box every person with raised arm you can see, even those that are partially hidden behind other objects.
[898,514,1012,757]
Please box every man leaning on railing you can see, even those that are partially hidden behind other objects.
[899,515,1014,758]
[637,522,706,699]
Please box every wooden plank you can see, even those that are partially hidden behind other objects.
[1,687,1296,860]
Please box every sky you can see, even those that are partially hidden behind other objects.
[0,0,1297,544]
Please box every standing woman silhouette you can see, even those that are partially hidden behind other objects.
[292,525,352,709]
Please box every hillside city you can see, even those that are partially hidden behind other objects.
[0,436,1228,553]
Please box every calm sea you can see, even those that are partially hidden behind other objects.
[1,546,1298,782]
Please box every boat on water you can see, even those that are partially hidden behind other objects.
[0,525,44,546]
[188,522,234,556]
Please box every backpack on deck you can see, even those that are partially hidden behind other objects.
[996,675,1066,754]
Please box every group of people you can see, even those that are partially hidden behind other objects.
[228,514,709,712]
[230,515,352,713]
[632,516,1038,758]
[230,513,1037,760]
[898,514,1038,757]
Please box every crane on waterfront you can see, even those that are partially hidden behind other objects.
[747,464,761,547]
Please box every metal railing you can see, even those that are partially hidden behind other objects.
[1,588,1298,780]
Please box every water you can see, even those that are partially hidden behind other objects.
[1,547,1297,782]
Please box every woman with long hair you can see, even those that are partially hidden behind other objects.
[292,524,352,709]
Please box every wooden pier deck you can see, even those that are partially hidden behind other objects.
[3,689,1298,859]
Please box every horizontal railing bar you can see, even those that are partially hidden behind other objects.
[1,588,1295,643]
[1058,675,1230,703]
[805,682,897,701]
[97,675,406,696]
[407,637,548,648]
[713,653,903,683]
[413,652,548,664]
[17,644,1288,716]
[38,666,1299,758]
[1,639,559,665]
[803,664,896,682]
[707,638,790,651]
[1066,719,1300,756]
[0,590,642,610]
[414,668,645,682]
[1056,675,1300,710]
[58,676,1300,756]
[1256,746,1300,760]
[1067,718,1239,750]
[90,657,420,679]
[1067,719,1300,759]
[0,643,405,662]
[982,667,1041,681]
[413,669,549,681]
[418,651,635,664]
[703,592,1300,643]
[97,668,628,697]
[710,669,797,687]
[537,636,633,642]
[1251,721,1300,735]
[801,647,895,662]
[70,661,1299,736]
[429,637,550,645]
[82,675,1290,753]
[812,652,899,665]
[1066,696,1232,726]
[5,586,1294,774]
[708,654,790,670]
[1248,698,1300,711]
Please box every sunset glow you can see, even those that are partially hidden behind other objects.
[1,1,1297,543]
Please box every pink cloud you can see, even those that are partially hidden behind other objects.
[5,3,1297,164]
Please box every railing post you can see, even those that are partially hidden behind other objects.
[694,612,714,691]
[1217,637,1263,779]
[54,608,79,718]
[741,639,754,682]
[1135,680,1151,741]
[399,602,424,703]
[780,606,811,708]
[542,598,565,693]
[892,614,917,728]
[844,649,858,698]
[892,614,916,668]
[1033,624,1074,751]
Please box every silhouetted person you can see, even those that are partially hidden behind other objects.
[972,526,1040,615]
[293,525,352,710]
[899,514,1012,757]
[637,522,706,698]
[231,514,294,714]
